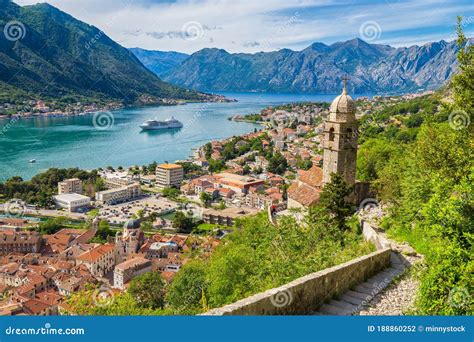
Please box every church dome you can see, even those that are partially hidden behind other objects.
[123,219,141,230]
[330,82,355,114]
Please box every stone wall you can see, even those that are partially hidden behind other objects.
[361,220,391,250]
[203,248,391,315]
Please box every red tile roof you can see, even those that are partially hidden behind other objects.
[287,182,321,207]
[76,243,115,263]
[299,166,323,188]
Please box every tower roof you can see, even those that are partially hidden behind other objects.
[123,219,140,230]
[330,77,355,114]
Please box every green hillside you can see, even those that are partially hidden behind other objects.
[0,0,205,104]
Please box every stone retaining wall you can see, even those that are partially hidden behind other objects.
[361,220,391,250]
[204,248,391,315]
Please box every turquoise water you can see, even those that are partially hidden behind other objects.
[0,92,342,180]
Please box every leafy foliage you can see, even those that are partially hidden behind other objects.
[128,272,166,310]
[37,217,67,235]
[319,173,354,232]
[172,211,195,233]
[167,211,373,312]
[355,19,473,315]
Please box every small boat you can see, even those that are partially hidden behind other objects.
[140,116,183,130]
[29,159,36,163]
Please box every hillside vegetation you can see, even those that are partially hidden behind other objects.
[0,0,204,104]
[357,18,473,315]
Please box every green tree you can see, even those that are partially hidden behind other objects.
[166,261,208,314]
[37,216,67,234]
[200,191,213,207]
[172,211,195,233]
[91,220,114,243]
[267,152,288,175]
[128,272,166,310]
[319,173,354,232]
[451,16,474,115]
[208,158,225,173]
[161,187,179,198]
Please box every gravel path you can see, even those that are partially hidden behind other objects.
[356,208,423,315]
[358,271,419,315]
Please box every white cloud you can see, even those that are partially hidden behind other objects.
[13,0,474,53]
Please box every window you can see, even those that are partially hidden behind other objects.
[346,128,353,140]
[329,127,335,142]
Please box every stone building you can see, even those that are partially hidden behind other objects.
[115,219,145,264]
[113,257,152,290]
[322,78,358,186]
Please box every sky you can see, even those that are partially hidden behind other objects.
[14,0,474,54]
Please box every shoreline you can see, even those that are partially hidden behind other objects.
[0,96,235,122]
[0,107,260,182]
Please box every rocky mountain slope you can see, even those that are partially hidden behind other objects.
[128,48,189,78]
[136,38,465,94]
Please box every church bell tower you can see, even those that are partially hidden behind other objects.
[322,77,358,185]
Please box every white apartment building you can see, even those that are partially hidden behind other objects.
[53,193,91,212]
[58,178,82,194]
[155,163,184,189]
[95,183,141,204]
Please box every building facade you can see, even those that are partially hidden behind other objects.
[95,183,141,204]
[58,178,83,195]
[322,79,358,185]
[75,244,116,278]
[0,231,42,256]
[155,164,184,188]
[115,219,145,264]
[53,193,91,212]
[113,257,152,289]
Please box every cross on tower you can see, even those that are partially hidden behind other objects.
[342,75,349,93]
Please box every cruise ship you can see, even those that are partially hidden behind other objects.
[139,116,183,130]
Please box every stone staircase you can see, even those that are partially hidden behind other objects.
[313,252,408,315]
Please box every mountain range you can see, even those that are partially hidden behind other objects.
[132,38,467,94]
[0,0,206,104]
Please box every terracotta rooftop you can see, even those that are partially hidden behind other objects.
[76,243,115,263]
[115,256,151,271]
[23,299,50,315]
[35,291,63,306]
[299,165,323,188]
[287,182,322,207]
[157,163,182,170]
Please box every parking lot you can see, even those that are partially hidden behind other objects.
[97,194,179,225]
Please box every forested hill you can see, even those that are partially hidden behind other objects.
[0,0,205,103]
[354,21,473,314]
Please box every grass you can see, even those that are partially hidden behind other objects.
[195,223,220,231]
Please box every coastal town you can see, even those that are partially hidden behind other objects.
[0,93,233,120]
[0,87,450,316]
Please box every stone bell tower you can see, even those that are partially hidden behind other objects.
[322,77,358,185]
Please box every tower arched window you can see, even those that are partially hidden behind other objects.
[346,128,353,139]
[329,127,335,142]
